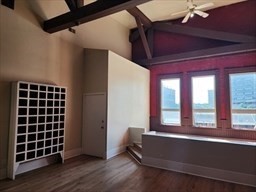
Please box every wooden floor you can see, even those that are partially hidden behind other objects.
[0,153,255,192]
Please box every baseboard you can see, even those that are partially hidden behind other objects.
[0,148,82,180]
[0,168,7,180]
[106,145,127,159]
[142,156,256,187]
[16,155,59,175]
[64,148,82,159]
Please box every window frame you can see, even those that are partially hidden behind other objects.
[225,67,256,131]
[188,70,221,129]
[158,74,183,127]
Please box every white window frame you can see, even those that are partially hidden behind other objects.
[191,75,217,128]
[160,77,181,126]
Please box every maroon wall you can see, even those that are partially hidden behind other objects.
[131,0,256,139]
[132,0,256,61]
[149,52,256,140]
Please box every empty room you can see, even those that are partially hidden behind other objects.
[0,0,255,191]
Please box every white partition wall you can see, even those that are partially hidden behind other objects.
[83,49,149,159]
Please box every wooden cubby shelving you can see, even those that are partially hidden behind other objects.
[8,81,67,179]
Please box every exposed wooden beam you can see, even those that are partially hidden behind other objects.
[136,43,256,66]
[127,7,152,28]
[44,0,152,33]
[129,26,149,42]
[153,22,256,43]
[65,0,77,11]
[135,17,152,59]
[65,0,84,11]
[147,28,154,57]
[1,0,15,9]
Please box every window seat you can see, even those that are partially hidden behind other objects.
[142,131,256,187]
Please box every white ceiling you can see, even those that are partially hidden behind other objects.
[37,0,247,29]
[109,0,247,28]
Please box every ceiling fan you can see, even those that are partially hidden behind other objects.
[172,0,214,23]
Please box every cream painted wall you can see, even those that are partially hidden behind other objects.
[107,51,149,154]
[12,0,131,60]
[0,4,84,179]
[0,0,132,179]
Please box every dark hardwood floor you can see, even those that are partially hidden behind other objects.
[0,152,255,192]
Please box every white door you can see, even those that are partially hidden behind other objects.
[82,93,106,158]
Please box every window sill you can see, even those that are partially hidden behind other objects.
[143,131,256,146]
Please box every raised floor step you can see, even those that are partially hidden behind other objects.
[127,146,142,164]
[133,143,142,152]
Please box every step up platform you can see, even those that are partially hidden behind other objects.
[127,143,142,164]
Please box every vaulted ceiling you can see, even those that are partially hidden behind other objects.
[1,0,255,66]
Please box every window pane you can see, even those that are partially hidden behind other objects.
[192,76,216,128]
[161,78,180,125]
[230,72,256,130]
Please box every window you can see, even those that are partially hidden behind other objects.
[192,75,216,128]
[229,72,256,130]
[160,78,181,125]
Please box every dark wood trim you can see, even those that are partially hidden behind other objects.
[65,0,83,11]
[153,22,256,43]
[65,0,77,11]
[1,0,15,9]
[44,0,151,33]
[129,27,149,42]
[135,17,152,59]
[127,7,152,28]
[136,43,256,66]
[147,28,154,57]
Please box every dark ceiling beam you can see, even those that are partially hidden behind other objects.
[127,7,152,28]
[65,0,83,11]
[129,26,149,42]
[153,22,256,43]
[136,43,256,66]
[135,17,152,59]
[65,0,77,11]
[1,0,15,9]
[147,28,154,56]
[44,0,152,33]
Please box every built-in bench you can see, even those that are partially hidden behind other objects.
[142,131,256,187]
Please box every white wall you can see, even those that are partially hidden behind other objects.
[107,51,149,158]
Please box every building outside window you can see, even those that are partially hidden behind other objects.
[229,72,256,130]
[192,75,216,128]
[161,78,181,125]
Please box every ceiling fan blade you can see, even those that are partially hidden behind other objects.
[196,2,214,10]
[194,10,209,18]
[182,12,191,23]
[171,10,188,16]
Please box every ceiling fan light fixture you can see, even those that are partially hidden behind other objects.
[172,0,214,23]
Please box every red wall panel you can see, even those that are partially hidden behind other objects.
[149,52,256,140]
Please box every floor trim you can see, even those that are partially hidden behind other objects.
[106,145,127,159]
[65,148,82,160]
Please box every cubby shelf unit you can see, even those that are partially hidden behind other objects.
[8,81,67,180]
